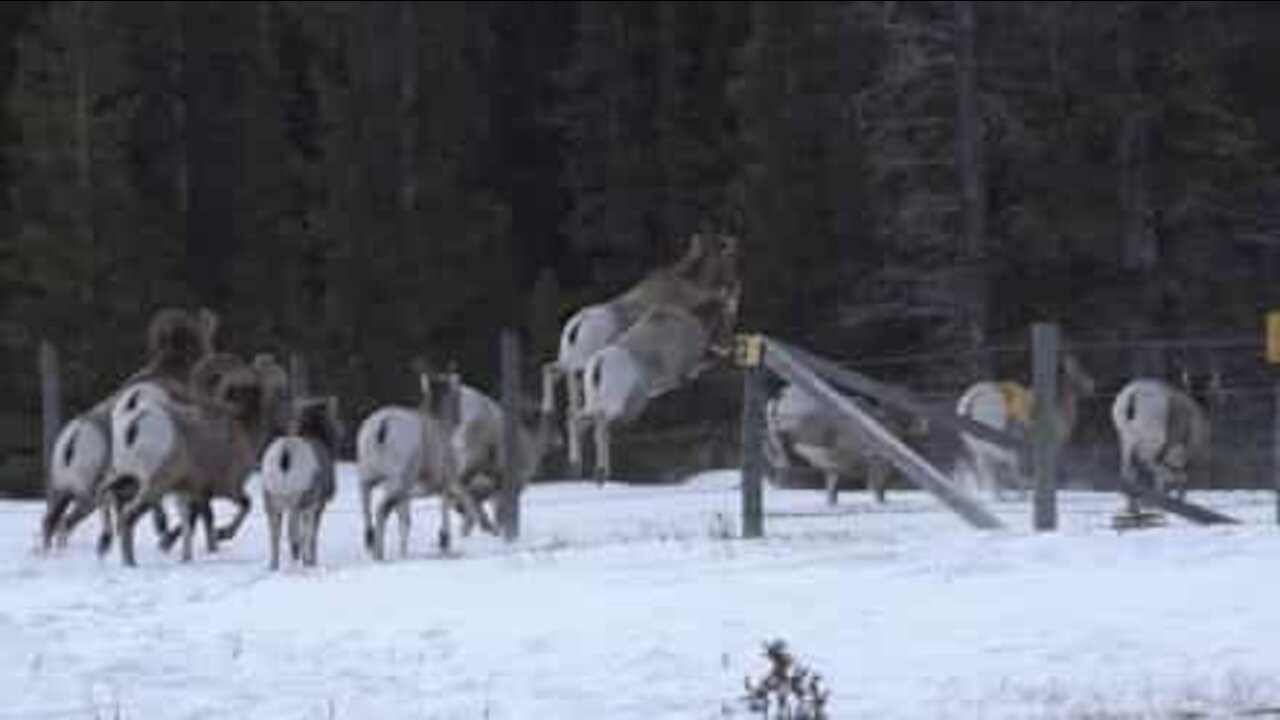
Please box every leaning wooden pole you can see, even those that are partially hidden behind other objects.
[499,329,522,541]
[736,335,767,539]
[763,339,1005,530]
[770,338,1022,452]
[1031,323,1060,532]
[39,341,62,482]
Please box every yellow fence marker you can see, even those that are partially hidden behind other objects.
[734,334,764,368]
[1268,311,1280,364]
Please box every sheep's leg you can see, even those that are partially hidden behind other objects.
[476,490,499,535]
[305,504,325,567]
[1014,460,1031,503]
[288,508,304,563]
[397,497,411,559]
[116,498,149,567]
[438,486,452,553]
[451,483,489,537]
[57,497,101,545]
[870,460,889,504]
[998,460,1022,503]
[541,362,560,416]
[372,493,395,562]
[266,500,283,571]
[41,492,72,552]
[214,491,251,543]
[371,492,398,562]
[198,499,216,554]
[175,495,198,563]
[593,419,611,484]
[55,497,98,549]
[1118,437,1141,515]
[824,471,839,507]
[359,473,382,555]
[96,502,114,558]
[452,469,479,537]
[566,371,585,477]
[971,452,998,501]
[158,501,183,553]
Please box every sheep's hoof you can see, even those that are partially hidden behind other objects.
[363,528,375,552]
[1112,510,1165,531]
[158,530,180,553]
[437,531,451,552]
[95,533,112,557]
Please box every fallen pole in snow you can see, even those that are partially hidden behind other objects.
[1115,476,1240,526]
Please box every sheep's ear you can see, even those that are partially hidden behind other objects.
[419,373,432,404]
[197,308,220,353]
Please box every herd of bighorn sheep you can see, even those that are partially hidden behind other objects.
[40,232,744,567]
[39,232,1225,567]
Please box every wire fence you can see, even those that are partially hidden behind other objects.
[801,329,1279,493]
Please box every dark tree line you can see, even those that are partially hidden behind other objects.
[5,2,1280,482]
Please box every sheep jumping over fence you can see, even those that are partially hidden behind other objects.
[1111,378,1211,511]
[103,353,289,566]
[42,307,217,553]
[356,369,464,560]
[955,354,1095,500]
[260,397,342,570]
[574,294,734,481]
[543,233,740,475]
[765,382,924,505]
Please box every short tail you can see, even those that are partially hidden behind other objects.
[61,426,79,468]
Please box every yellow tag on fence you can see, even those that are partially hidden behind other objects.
[734,334,765,368]
[1268,311,1280,364]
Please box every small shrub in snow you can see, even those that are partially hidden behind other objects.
[740,639,829,720]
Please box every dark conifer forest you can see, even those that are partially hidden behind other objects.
[5,2,1280,488]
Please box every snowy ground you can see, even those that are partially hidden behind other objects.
[2,468,1280,720]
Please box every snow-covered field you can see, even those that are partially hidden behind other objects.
[3,468,1280,719]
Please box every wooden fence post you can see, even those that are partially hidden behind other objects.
[499,328,522,541]
[39,341,62,481]
[1032,323,1060,532]
[737,335,766,539]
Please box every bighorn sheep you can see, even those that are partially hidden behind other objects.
[1111,378,1211,510]
[765,383,923,505]
[42,307,217,552]
[260,397,342,570]
[955,354,1095,499]
[544,233,741,474]
[575,296,732,481]
[356,369,462,561]
[450,383,562,536]
[104,353,289,566]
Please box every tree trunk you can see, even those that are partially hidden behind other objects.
[398,1,418,245]
[954,0,990,376]
[1117,5,1155,272]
